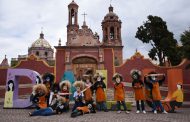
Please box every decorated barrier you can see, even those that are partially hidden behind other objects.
[4,69,41,108]
[61,71,75,100]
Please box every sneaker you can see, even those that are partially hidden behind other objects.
[28,112,32,116]
[125,111,130,114]
[117,111,121,114]
[162,110,168,114]
[136,110,140,114]
[142,110,146,114]
[154,110,157,114]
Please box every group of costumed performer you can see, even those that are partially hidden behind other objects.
[144,72,168,114]
[131,70,146,114]
[112,73,130,114]
[29,73,71,116]
[29,84,68,116]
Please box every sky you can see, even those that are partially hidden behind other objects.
[0,0,190,64]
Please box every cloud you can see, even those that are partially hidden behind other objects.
[0,0,190,64]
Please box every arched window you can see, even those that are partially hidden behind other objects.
[110,27,114,40]
[36,51,39,56]
[45,52,48,57]
[71,9,75,24]
[105,28,108,41]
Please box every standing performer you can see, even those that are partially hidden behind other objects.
[145,72,167,114]
[112,73,130,114]
[93,73,108,112]
[83,75,94,103]
[131,70,146,114]
[42,73,55,106]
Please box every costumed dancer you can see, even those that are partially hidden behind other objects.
[131,70,146,114]
[83,75,94,104]
[30,84,48,109]
[169,83,183,113]
[42,73,55,106]
[112,73,129,114]
[93,73,108,112]
[29,83,68,116]
[71,102,96,118]
[59,80,72,111]
[72,81,85,111]
[145,72,167,114]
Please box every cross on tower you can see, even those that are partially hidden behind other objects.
[110,0,113,5]
[82,12,87,22]
[41,27,44,34]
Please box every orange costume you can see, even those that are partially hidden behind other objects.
[84,86,93,102]
[114,83,125,101]
[96,87,106,102]
[132,81,145,100]
[77,106,90,113]
[152,82,162,100]
[38,95,47,108]
[131,70,146,113]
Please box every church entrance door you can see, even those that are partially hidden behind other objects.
[72,56,97,80]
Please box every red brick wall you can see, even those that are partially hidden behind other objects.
[0,69,8,85]
[55,49,65,82]
[104,48,114,88]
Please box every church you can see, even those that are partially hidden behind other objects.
[0,0,190,101]
[55,0,123,81]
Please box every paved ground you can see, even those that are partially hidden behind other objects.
[0,104,190,122]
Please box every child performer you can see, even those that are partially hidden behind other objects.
[83,75,94,104]
[59,80,71,110]
[42,73,55,106]
[72,81,85,111]
[146,72,167,114]
[113,73,130,114]
[30,84,48,109]
[131,70,146,114]
[169,83,183,113]
[93,73,108,112]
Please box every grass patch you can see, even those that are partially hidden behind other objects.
[106,101,132,111]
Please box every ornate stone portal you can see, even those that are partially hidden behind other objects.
[72,57,97,80]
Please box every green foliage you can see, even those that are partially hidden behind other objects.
[135,15,182,66]
[180,28,190,59]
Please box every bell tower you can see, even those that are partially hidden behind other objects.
[67,0,79,45]
[102,5,123,66]
[102,5,122,46]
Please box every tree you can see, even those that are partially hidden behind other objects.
[180,28,190,69]
[135,15,181,66]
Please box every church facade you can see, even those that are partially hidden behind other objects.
[55,1,123,82]
[0,0,190,101]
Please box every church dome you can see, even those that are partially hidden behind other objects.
[31,32,52,48]
[103,5,119,21]
[68,0,78,7]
